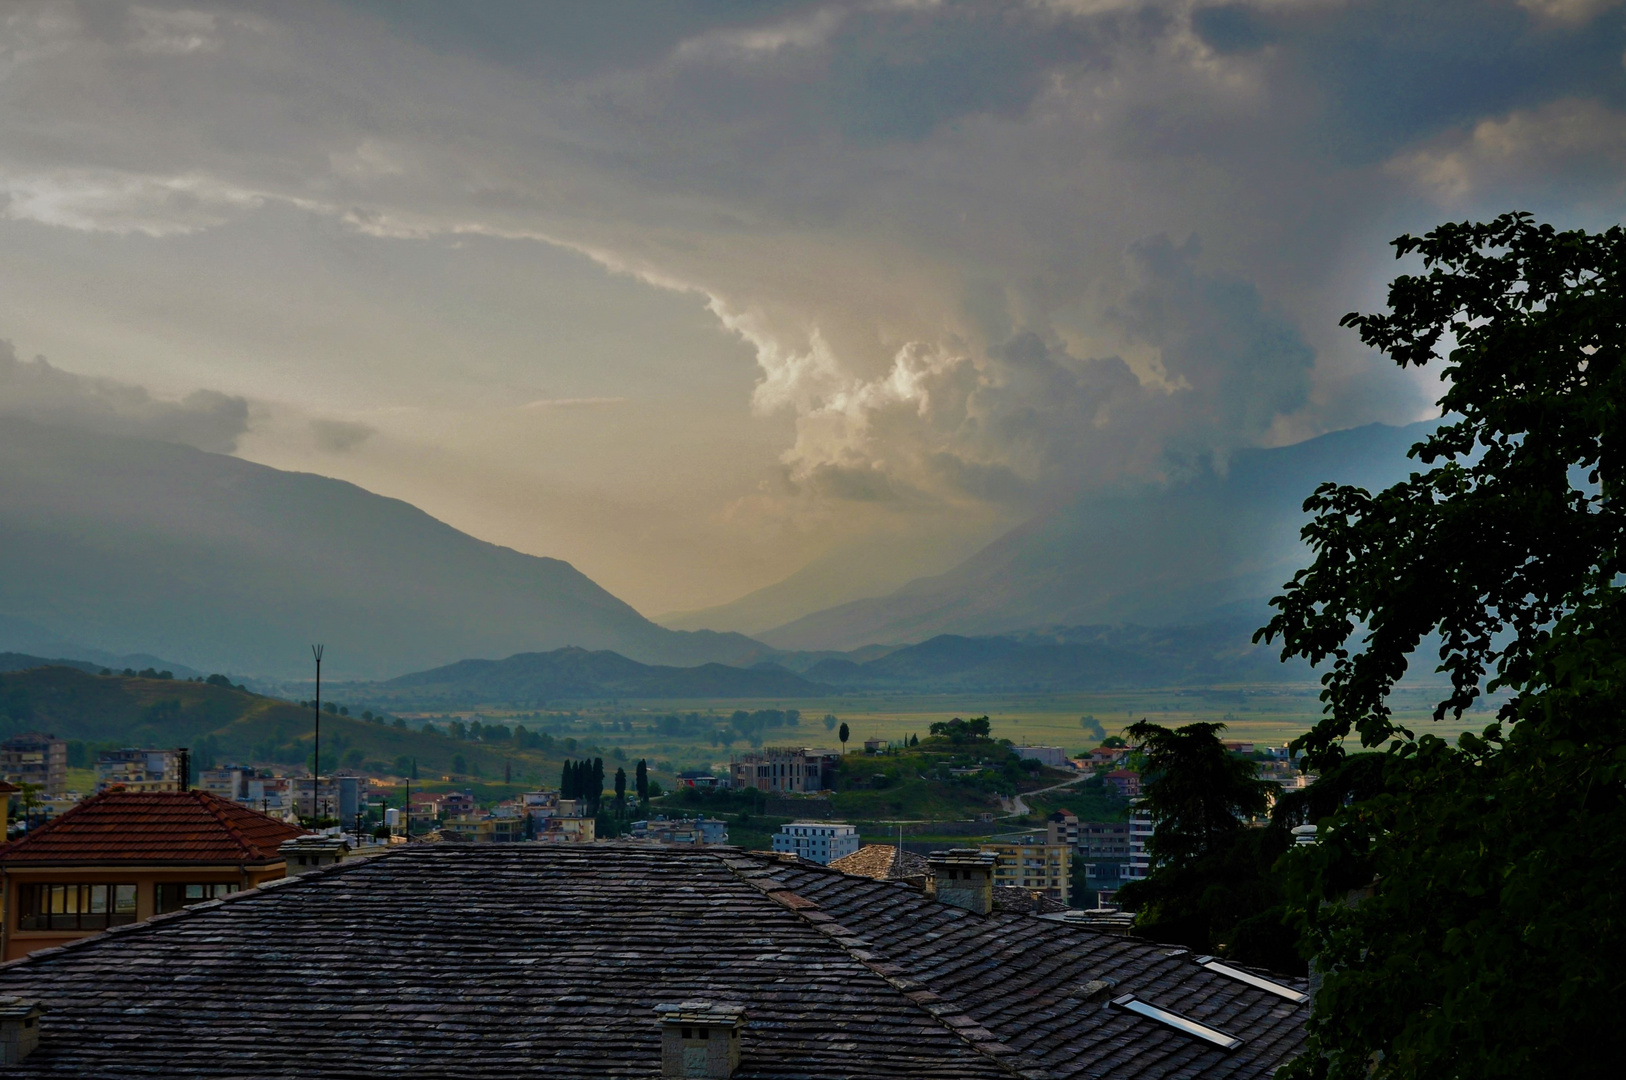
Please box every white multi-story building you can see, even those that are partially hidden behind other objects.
[772,821,860,865]
[1126,806,1153,881]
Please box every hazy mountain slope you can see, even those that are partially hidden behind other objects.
[378,646,829,703]
[802,618,1303,691]
[0,420,770,679]
[658,528,996,635]
[763,422,1434,651]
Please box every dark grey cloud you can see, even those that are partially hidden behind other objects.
[310,417,375,453]
[0,339,251,454]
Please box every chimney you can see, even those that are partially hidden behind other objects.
[0,999,45,1064]
[654,1001,744,1079]
[926,849,997,916]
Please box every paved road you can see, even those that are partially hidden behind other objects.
[1000,772,1091,817]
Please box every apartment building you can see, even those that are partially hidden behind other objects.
[979,839,1071,905]
[0,734,67,798]
[772,821,860,865]
[1126,807,1153,881]
[95,749,182,793]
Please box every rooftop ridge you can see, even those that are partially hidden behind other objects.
[190,789,269,861]
[716,851,1055,1080]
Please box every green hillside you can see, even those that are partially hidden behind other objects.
[0,666,577,788]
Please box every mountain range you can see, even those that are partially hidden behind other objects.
[0,419,769,680]
[1,416,1432,685]
[751,422,1434,651]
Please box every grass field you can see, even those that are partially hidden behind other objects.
[602,681,1497,763]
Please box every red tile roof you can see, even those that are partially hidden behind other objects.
[0,790,307,866]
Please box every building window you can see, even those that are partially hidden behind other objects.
[16,883,138,931]
[155,882,239,914]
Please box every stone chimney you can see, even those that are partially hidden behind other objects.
[654,1001,744,1078]
[926,849,997,916]
[0,998,44,1064]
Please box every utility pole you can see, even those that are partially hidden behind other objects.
[403,774,411,842]
[310,644,323,821]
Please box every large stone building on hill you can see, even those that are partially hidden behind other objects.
[0,843,1308,1077]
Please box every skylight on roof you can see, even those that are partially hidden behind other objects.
[1193,956,1309,1004]
[1110,995,1243,1051]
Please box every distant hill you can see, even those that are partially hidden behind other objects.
[0,419,773,680]
[0,666,567,783]
[762,422,1435,651]
[804,619,1304,691]
[0,653,102,676]
[379,647,830,704]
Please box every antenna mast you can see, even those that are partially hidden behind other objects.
[311,644,324,821]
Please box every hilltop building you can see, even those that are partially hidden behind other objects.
[1105,769,1142,798]
[729,749,839,794]
[771,821,860,865]
[0,735,66,799]
[0,844,1307,1076]
[1015,746,1071,768]
[0,789,306,960]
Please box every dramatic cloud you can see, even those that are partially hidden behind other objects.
[0,0,1618,615]
[0,340,249,453]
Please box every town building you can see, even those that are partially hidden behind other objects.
[729,748,839,794]
[0,789,306,960]
[673,770,723,790]
[0,780,16,832]
[94,749,181,793]
[1081,820,1133,860]
[438,813,527,844]
[0,735,66,799]
[1015,745,1071,768]
[291,775,361,820]
[1127,806,1154,881]
[0,844,1308,1076]
[979,838,1072,906]
[536,814,596,843]
[1105,768,1142,798]
[771,821,860,865]
[630,816,729,846]
[1047,809,1080,847]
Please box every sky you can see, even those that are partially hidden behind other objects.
[1,0,1622,622]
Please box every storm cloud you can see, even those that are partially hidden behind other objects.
[0,0,1620,614]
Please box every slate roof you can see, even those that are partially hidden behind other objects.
[828,843,928,880]
[0,844,1307,1079]
[0,845,1015,1078]
[770,855,1307,1080]
[0,789,306,866]
[991,885,1070,916]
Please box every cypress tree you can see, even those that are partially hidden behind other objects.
[636,759,649,806]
